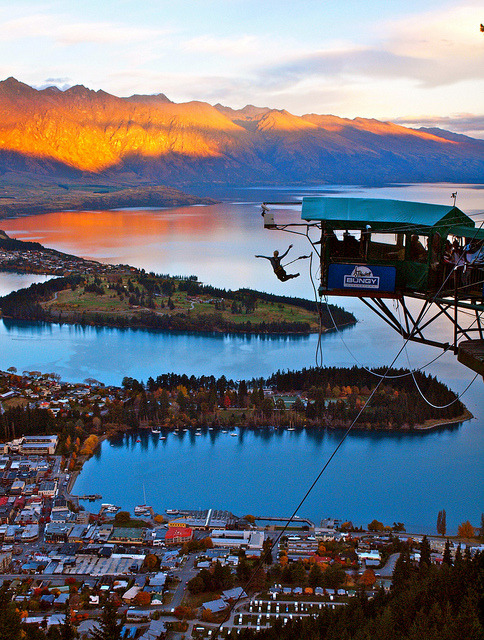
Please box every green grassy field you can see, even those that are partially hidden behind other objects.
[43,275,319,331]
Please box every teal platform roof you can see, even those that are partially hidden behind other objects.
[301,197,473,233]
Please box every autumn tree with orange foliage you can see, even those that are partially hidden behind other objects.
[458,520,475,538]
[359,568,376,587]
[134,591,151,606]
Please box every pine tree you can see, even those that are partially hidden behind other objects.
[443,540,453,566]
[89,598,124,640]
[392,546,412,591]
[60,608,77,640]
[419,535,431,569]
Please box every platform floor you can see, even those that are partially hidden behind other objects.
[457,340,484,376]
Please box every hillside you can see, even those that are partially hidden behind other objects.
[0,77,483,194]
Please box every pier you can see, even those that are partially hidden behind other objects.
[78,494,102,501]
[254,515,315,528]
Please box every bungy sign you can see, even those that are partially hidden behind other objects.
[327,264,396,293]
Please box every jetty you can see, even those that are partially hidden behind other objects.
[254,515,315,528]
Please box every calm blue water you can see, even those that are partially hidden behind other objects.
[74,423,483,535]
[1,183,483,534]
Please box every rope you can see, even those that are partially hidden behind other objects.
[219,209,483,639]
[395,301,479,409]
[282,255,310,268]
[212,291,438,638]
[322,297,453,378]
[308,252,324,367]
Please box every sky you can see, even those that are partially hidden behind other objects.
[0,0,483,137]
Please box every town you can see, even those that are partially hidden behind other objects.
[0,369,482,639]
[1,434,481,640]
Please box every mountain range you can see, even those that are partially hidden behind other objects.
[0,76,483,188]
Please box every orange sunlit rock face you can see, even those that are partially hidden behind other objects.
[0,77,479,185]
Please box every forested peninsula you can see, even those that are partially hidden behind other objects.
[0,366,470,445]
[0,272,355,334]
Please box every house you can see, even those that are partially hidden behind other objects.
[139,620,167,640]
[149,572,167,588]
[222,587,247,601]
[122,586,142,603]
[21,435,58,455]
[38,481,57,498]
[202,598,227,614]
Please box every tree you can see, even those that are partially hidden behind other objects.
[368,519,384,532]
[457,520,475,539]
[143,553,159,571]
[0,585,22,640]
[114,511,130,524]
[89,598,124,640]
[134,591,151,606]
[392,546,412,591]
[437,509,447,536]
[322,563,346,589]
[308,563,323,588]
[419,535,431,569]
[187,576,204,594]
[359,568,376,588]
[60,607,77,640]
[442,540,453,566]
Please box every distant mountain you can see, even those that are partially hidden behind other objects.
[0,77,482,187]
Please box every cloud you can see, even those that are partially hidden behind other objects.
[33,79,73,91]
[394,114,484,139]
[254,3,484,91]
[0,14,171,45]
[183,34,260,57]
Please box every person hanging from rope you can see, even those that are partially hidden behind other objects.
[255,244,308,281]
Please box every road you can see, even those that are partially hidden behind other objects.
[168,554,198,610]
[378,552,400,578]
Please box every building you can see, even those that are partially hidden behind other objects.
[20,435,58,455]
[44,522,73,543]
[210,529,264,550]
[165,525,193,545]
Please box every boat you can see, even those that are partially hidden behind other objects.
[151,428,161,434]
[101,503,119,513]
[134,484,152,516]
[134,505,151,516]
[166,509,179,515]
[160,436,166,440]
[230,432,237,436]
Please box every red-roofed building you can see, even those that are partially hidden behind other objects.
[165,526,193,545]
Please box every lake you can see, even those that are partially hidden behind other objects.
[0,182,483,533]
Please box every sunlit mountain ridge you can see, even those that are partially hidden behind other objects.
[0,77,482,186]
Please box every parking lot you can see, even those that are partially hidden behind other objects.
[63,554,145,576]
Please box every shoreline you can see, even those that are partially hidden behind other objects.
[413,409,474,431]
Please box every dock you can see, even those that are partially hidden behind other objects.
[254,515,315,528]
